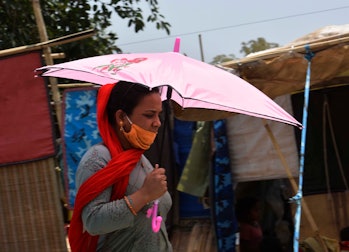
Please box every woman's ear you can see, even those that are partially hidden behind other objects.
[114,109,125,129]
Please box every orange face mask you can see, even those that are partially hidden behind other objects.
[122,115,157,150]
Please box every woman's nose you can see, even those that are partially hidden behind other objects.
[153,116,161,128]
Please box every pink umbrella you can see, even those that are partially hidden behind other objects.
[36,52,301,127]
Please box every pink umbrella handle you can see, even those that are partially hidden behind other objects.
[152,216,162,233]
[146,207,152,218]
[151,200,162,233]
[173,38,181,53]
[146,200,162,233]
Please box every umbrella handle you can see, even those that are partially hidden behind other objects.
[146,200,162,233]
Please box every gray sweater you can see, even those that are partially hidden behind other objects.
[76,144,173,252]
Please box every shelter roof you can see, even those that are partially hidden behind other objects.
[221,24,349,98]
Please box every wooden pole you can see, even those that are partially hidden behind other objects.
[56,83,95,88]
[43,53,66,59]
[262,120,319,231]
[262,120,329,251]
[32,0,62,131]
[0,29,95,58]
[198,34,205,62]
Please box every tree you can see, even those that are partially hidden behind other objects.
[210,53,236,64]
[0,0,171,60]
[240,37,279,56]
[210,38,279,64]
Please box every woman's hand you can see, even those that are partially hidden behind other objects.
[141,164,168,201]
[127,164,167,213]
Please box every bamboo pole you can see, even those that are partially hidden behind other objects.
[0,29,95,58]
[32,0,63,131]
[43,53,66,59]
[56,83,95,88]
[262,120,329,252]
[262,120,318,231]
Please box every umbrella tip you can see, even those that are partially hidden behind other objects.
[173,37,181,53]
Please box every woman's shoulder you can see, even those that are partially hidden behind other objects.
[89,142,109,153]
[76,143,111,186]
[81,143,111,163]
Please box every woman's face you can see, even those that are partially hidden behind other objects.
[124,92,162,133]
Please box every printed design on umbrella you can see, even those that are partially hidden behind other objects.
[93,57,147,74]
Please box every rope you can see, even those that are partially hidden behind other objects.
[323,96,348,190]
[323,96,340,236]
[323,95,349,237]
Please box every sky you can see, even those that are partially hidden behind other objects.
[111,0,349,63]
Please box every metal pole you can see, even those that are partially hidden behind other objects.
[292,45,314,252]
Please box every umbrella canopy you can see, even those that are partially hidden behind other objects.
[36,52,301,127]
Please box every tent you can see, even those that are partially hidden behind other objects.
[221,24,349,249]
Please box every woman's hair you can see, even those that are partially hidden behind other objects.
[105,81,160,128]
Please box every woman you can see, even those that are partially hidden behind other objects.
[68,81,173,252]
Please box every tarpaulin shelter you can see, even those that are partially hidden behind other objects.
[221,24,349,250]
[222,24,349,98]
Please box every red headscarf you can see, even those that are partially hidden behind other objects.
[68,83,144,252]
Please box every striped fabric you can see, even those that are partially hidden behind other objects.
[0,158,68,251]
